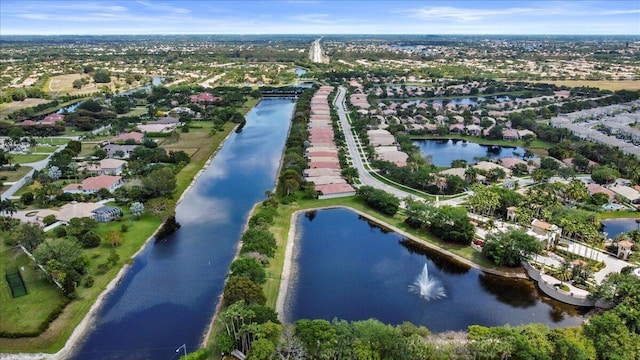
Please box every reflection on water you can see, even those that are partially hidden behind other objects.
[413,139,528,167]
[399,238,471,275]
[478,274,538,308]
[287,208,588,332]
[71,99,296,359]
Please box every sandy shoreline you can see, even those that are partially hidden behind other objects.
[275,205,528,321]
[0,128,237,360]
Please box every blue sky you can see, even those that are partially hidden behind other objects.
[1,1,639,35]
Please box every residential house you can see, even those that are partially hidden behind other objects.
[42,113,65,125]
[587,183,615,202]
[502,129,519,141]
[466,124,482,136]
[79,159,127,175]
[63,175,124,194]
[36,202,122,224]
[109,132,144,144]
[190,93,222,103]
[530,219,562,248]
[104,144,137,159]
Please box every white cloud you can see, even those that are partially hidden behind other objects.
[404,6,536,22]
[135,1,191,15]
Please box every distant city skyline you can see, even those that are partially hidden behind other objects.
[1,0,639,36]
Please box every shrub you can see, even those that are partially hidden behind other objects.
[20,192,34,205]
[54,226,67,238]
[80,231,101,248]
[43,214,57,226]
[84,276,94,288]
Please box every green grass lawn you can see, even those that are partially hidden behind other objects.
[32,146,58,154]
[0,242,69,336]
[0,166,32,183]
[597,211,640,219]
[36,138,69,146]
[0,212,162,353]
[10,154,48,164]
[118,106,147,118]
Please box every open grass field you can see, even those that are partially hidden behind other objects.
[32,146,58,154]
[531,80,640,91]
[118,106,147,118]
[0,166,32,183]
[0,242,69,336]
[36,138,69,146]
[44,74,145,98]
[0,99,51,120]
[0,210,162,353]
[10,154,48,164]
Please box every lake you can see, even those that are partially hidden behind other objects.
[413,139,527,167]
[602,218,639,239]
[70,98,296,359]
[284,208,587,333]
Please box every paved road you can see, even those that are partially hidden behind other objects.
[1,145,65,200]
[333,86,420,202]
[310,38,324,63]
[1,126,111,200]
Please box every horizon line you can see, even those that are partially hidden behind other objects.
[2,33,640,37]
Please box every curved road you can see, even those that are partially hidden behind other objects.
[333,86,420,202]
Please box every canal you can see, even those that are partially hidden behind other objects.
[71,98,296,359]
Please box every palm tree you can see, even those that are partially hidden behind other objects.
[0,199,16,217]
[464,166,478,183]
[556,261,573,282]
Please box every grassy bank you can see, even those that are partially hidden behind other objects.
[597,211,640,219]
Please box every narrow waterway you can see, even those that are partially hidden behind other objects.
[71,98,296,359]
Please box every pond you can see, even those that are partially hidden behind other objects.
[602,218,640,239]
[284,208,588,332]
[413,139,528,167]
[406,95,517,107]
[294,68,307,76]
[70,98,296,359]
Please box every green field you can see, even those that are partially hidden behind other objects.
[9,154,48,164]
[0,166,32,183]
[0,242,69,336]
[32,146,58,154]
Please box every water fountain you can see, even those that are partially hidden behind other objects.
[409,263,446,300]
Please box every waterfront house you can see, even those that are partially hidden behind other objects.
[36,202,122,224]
[530,219,562,248]
[617,240,634,260]
[502,129,519,141]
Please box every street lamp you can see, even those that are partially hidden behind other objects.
[176,344,187,357]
